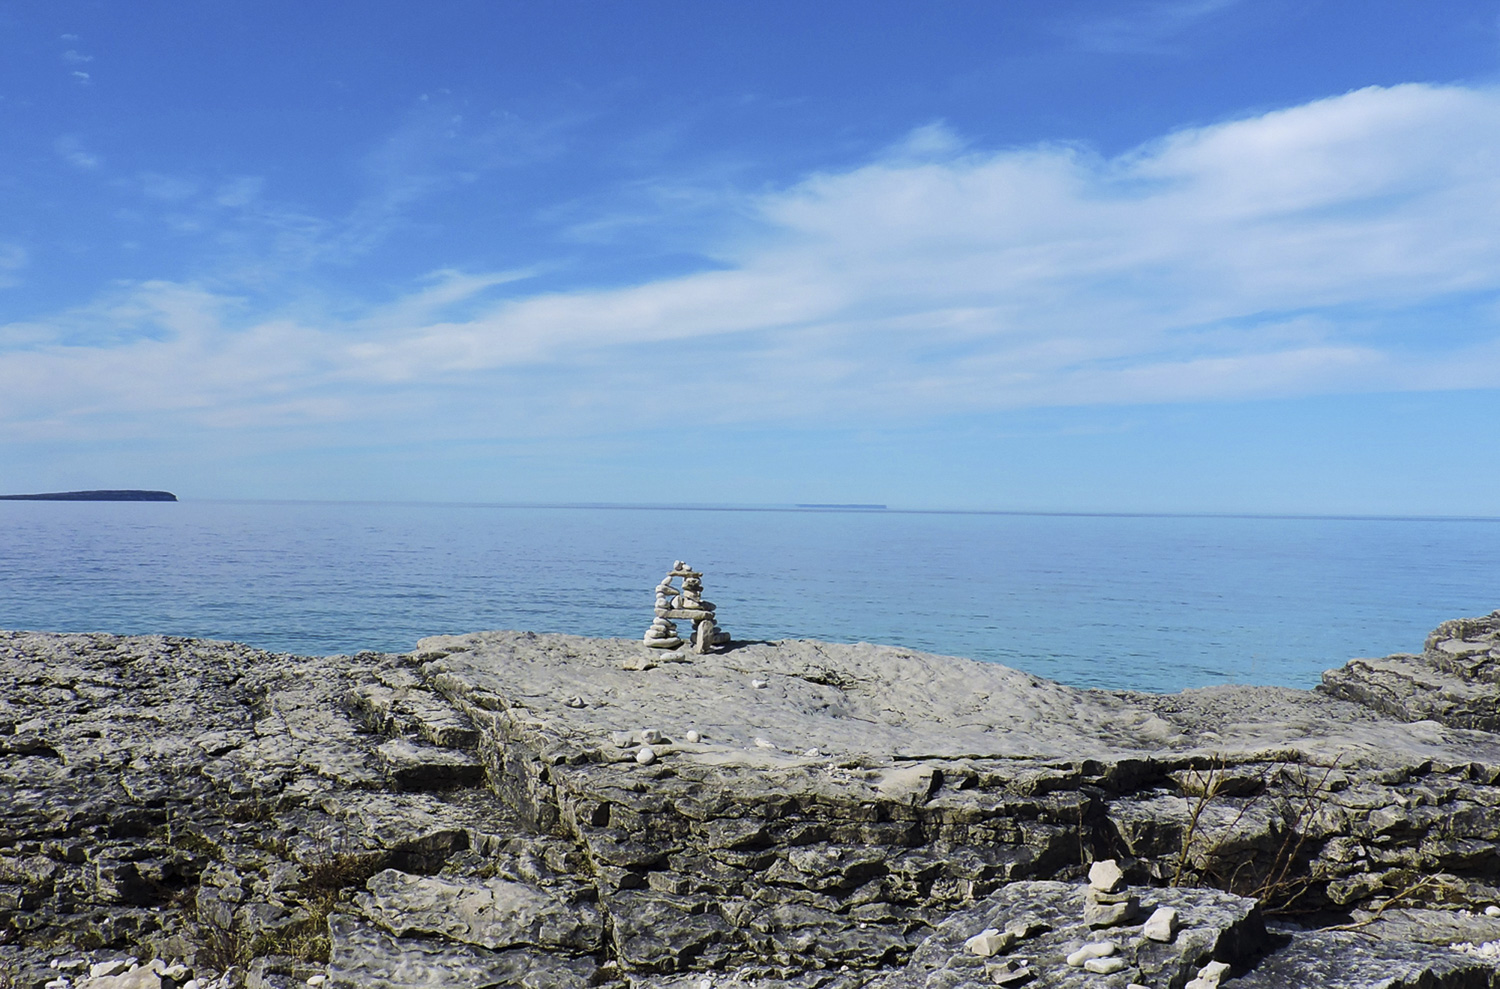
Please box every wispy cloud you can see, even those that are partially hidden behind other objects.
[0,243,26,289]
[1063,0,1242,54]
[4,83,1499,445]
[55,135,100,170]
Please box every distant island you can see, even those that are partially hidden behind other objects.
[795,503,887,510]
[0,489,177,502]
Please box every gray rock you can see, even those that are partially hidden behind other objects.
[326,913,596,989]
[353,869,602,952]
[7,614,1500,987]
[375,738,485,791]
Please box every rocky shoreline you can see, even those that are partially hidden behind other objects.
[3,613,1500,988]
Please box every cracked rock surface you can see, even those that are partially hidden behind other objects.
[3,615,1500,988]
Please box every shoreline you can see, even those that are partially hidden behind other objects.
[2,615,1499,987]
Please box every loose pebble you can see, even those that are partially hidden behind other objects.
[565,696,585,708]
[1486,905,1500,917]
[1143,905,1180,942]
[308,976,329,987]
[1084,956,1128,974]
[684,730,701,743]
[1065,941,1117,967]
[636,745,657,765]
[754,737,777,749]
[964,927,1014,957]
[640,728,663,744]
[752,679,769,689]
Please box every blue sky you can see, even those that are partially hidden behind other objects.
[4,1,1500,513]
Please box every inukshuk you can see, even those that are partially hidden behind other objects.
[642,560,730,654]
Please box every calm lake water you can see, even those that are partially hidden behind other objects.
[2,500,1497,693]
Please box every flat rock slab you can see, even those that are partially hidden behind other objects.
[327,913,598,989]
[354,868,602,952]
[416,631,1500,769]
[1230,926,1500,989]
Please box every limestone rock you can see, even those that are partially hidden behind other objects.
[376,738,484,791]
[326,913,597,989]
[353,868,602,953]
[1088,859,1126,893]
[1142,905,1179,942]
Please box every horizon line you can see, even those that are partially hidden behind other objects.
[146,497,1500,523]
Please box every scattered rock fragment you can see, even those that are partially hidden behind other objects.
[964,927,1015,957]
[1143,905,1180,942]
[1065,941,1117,967]
[1185,958,1232,989]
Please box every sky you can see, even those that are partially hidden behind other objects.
[3,1,1500,513]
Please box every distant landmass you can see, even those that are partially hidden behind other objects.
[0,490,178,502]
[795,503,887,510]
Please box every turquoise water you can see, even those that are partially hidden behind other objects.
[1,500,1497,692]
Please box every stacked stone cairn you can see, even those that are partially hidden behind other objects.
[961,858,1228,987]
[642,560,730,654]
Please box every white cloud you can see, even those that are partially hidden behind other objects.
[55,135,100,169]
[3,83,1500,443]
[1064,0,1242,54]
[0,243,27,289]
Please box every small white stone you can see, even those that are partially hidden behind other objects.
[754,737,777,749]
[640,728,663,744]
[1084,956,1128,975]
[44,980,68,989]
[1188,959,1231,988]
[92,961,131,979]
[1486,905,1500,917]
[636,745,657,765]
[964,927,1014,957]
[804,748,821,757]
[565,696,585,708]
[1088,858,1126,892]
[1142,905,1179,942]
[1065,941,1117,967]
[307,976,329,987]
[752,679,769,689]
[684,730,701,743]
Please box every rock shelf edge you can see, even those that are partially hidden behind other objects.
[2,612,1500,988]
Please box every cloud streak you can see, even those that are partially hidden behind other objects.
[4,83,1500,444]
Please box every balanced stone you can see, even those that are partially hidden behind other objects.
[643,561,729,655]
[1089,859,1126,893]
